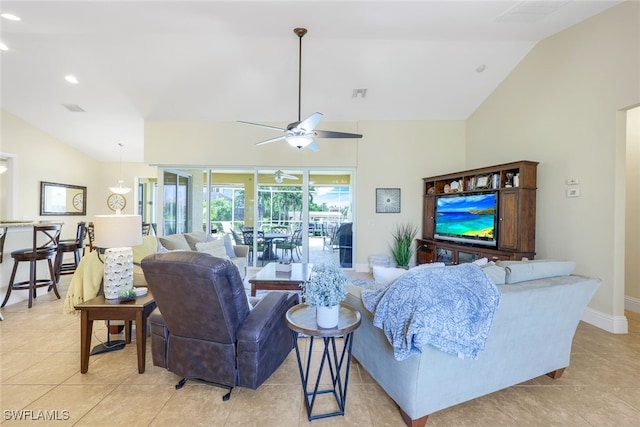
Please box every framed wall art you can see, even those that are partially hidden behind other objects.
[475,175,491,189]
[40,181,87,216]
[376,188,401,213]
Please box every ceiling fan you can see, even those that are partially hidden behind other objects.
[274,170,298,184]
[238,27,363,151]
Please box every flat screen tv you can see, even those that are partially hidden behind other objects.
[434,192,498,247]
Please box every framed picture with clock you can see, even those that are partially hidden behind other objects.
[40,181,87,216]
[107,193,127,212]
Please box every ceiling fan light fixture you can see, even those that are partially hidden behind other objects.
[286,135,313,149]
[274,175,283,184]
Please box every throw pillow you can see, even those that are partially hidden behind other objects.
[158,234,191,251]
[480,263,506,285]
[132,236,159,264]
[373,263,447,286]
[372,265,409,286]
[497,259,576,284]
[184,231,214,250]
[222,234,236,258]
[195,239,229,260]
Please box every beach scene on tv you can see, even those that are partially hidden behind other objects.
[435,193,496,240]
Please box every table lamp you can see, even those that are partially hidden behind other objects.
[94,214,142,299]
[91,214,142,355]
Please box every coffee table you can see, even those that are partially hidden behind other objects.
[248,262,312,297]
[75,292,157,374]
[286,303,361,420]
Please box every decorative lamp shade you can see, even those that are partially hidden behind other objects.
[94,214,142,249]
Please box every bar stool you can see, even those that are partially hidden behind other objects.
[1,224,62,309]
[54,221,87,283]
[86,222,95,252]
[0,226,7,263]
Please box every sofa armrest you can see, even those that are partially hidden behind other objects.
[236,291,297,389]
[236,292,297,352]
[233,244,249,259]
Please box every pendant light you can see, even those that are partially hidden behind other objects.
[109,143,131,194]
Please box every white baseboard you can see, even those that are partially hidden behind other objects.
[624,295,640,313]
[355,263,370,273]
[581,307,628,334]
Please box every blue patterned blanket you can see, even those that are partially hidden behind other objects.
[361,263,501,361]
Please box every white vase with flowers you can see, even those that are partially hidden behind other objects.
[300,263,348,328]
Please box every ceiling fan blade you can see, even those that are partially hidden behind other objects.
[314,130,363,139]
[281,173,299,180]
[256,135,287,146]
[237,121,287,132]
[296,112,323,132]
[308,140,320,152]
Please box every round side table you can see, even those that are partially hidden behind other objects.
[286,302,361,421]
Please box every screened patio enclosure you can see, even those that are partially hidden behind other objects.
[159,168,355,269]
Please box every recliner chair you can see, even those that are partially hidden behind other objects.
[141,251,297,400]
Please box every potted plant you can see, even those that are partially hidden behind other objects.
[300,263,348,328]
[390,223,419,269]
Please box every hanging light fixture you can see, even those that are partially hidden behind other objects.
[109,143,131,194]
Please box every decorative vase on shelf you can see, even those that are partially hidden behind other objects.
[316,305,340,328]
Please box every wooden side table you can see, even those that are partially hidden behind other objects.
[75,292,157,374]
[285,303,361,421]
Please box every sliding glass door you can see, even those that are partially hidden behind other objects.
[160,167,355,269]
[162,170,191,235]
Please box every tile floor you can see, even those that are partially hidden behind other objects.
[1,275,639,426]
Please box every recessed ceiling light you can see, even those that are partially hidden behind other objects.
[0,42,8,51]
[1,13,21,21]
[65,75,79,84]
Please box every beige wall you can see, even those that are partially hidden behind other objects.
[144,119,466,269]
[0,110,157,305]
[626,106,640,304]
[466,1,640,330]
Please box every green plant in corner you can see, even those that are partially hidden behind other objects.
[390,223,419,268]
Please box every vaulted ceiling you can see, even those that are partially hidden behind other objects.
[0,1,622,162]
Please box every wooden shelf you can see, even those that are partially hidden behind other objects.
[419,160,538,265]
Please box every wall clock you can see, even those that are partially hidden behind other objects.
[72,193,84,211]
[376,188,401,213]
[107,193,126,212]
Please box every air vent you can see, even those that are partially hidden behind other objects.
[62,104,85,112]
[352,88,367,99]
[497,0,569,23]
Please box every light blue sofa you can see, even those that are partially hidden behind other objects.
[345,268,600,426]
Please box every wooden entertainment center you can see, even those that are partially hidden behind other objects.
[417,160,538,265]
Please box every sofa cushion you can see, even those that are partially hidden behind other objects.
[497,259,576,284]
[184,231,214,250]
[195,239,229,259]
[158,234,191,251]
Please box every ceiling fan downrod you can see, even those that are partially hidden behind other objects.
[294,28,307,122]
